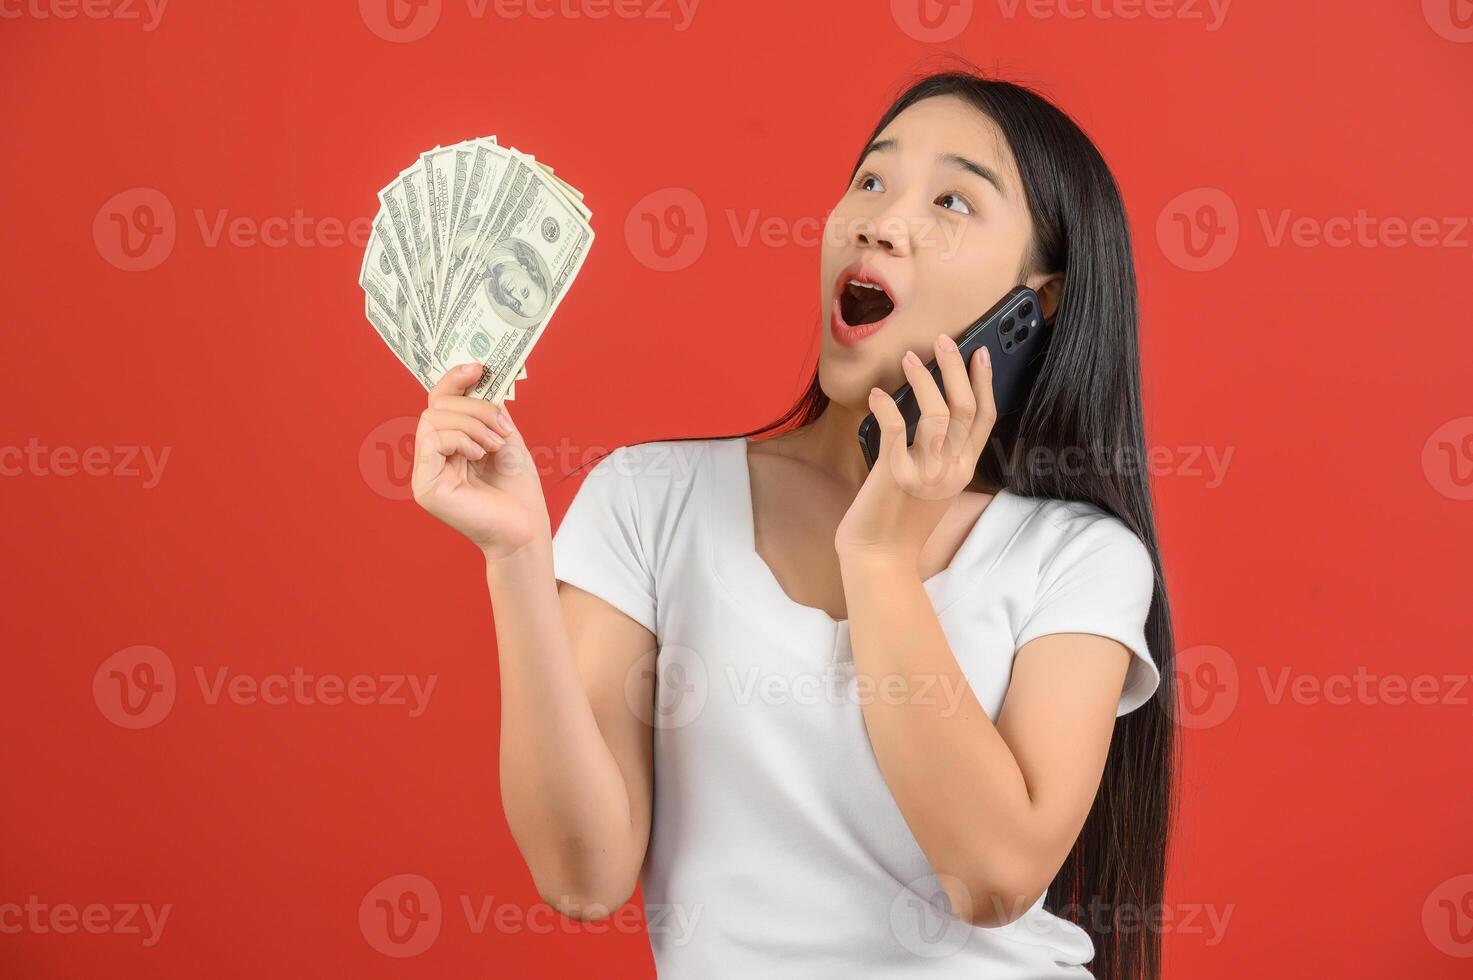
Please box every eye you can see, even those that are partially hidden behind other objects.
[936,191,973,215]
[854,172,884,193]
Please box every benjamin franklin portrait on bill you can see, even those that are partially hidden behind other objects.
[479,238,550,331]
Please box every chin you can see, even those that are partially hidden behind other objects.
[816,358,880,413]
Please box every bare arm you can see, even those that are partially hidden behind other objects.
[835,334,1134,927]
[489,544,656,918]
[409,363,655,919]
[839,552,1128,927]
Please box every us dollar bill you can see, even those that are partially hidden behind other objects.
[437,138,515,325]
[361,215,439,380]
[397,163,439,324]
[419,145,456,280]
[434,150,594,402]
[362,136,591,400]
[376,180,434,330]
[365,294,440,390]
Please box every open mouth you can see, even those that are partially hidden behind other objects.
[837,278,896,327]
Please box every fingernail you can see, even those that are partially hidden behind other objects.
[463,363,480,374]
[492,413,512,435]
[937,334,957,351]
[903,350,921,367]
[981,346,991,367]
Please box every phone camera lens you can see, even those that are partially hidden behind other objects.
[1001,317,1014,335]
[1018,300,1033,317]
[1016,325,1030,342]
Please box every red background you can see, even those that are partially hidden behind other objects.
[3,0,1472,976]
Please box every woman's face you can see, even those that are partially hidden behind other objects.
[818,94,1055,409]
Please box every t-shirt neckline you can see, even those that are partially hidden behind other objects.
[709,435,1019,639]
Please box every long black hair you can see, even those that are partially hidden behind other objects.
[567,65,1178,980]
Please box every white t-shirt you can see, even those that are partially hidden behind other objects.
[551,436,1158,979]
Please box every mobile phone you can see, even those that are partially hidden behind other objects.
[858,285,1052,469]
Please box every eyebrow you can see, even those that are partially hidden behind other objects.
[862,138,1008,199]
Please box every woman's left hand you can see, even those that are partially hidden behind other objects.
[834,333,996,566]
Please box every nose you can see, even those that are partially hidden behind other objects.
[852,207,912,257]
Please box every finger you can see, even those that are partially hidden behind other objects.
[901,350,948,480]
[423,408,505,453]
[427,362,486,404]
[867,386,916,483]
[427,393,512,437]
[492,401,528,450]
[411,411,446,497]
[434,429,486,462]
[967,346,998,450]
[932,333,976,461]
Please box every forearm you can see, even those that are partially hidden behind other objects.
[838,550,1043,919]
[485,541,637,909]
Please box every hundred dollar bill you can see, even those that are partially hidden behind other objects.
[362,215,439,377]
[419,144,458,284]
[362,136,588,400]
[434,150,594,402]
[443,143,475,279]
[363,294,407,365]
[377,179,434,330]
[360,202,524,397]
[440,148,547,330]
[524,153,591,221]
[431,137,585,307]
[397,162,439,325]
[365,294,439,390]
[436,138,515,328]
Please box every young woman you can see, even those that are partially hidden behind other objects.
[410,69,1178,980]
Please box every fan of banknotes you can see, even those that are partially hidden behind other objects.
[359,136,594,403]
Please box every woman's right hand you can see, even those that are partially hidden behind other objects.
[411,362,551,559]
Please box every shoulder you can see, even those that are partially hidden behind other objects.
[572,437,733,516]
[587,438,729,488]
[1003,490,1154,585]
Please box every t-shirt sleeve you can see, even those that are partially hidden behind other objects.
[550,447,658,634]
[1014,515,1159,717]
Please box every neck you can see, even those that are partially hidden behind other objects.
[761,400,874,494]
[757,399,1002,499]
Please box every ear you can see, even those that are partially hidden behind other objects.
[1025,271,1065,322]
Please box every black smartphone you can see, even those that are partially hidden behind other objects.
[858,285,1052,468]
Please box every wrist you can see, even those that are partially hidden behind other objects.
[482,535,552,576]
[836,543,922,580]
